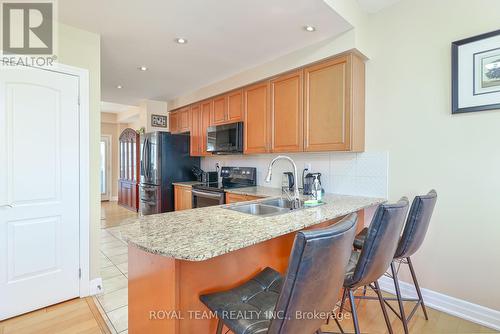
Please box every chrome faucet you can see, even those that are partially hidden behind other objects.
[265,155,301,209]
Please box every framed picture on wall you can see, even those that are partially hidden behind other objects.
[151,114,168,128]
[452,29,500,114]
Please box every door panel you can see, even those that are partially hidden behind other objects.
[244,82,270,154]
[304,56,350,151]
[211,96,226,124]
[227,90,243,122]
[200,101,212,156]
[0,66,80,320]
[271,71,303,152]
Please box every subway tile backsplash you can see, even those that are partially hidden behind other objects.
[201,151,388,199]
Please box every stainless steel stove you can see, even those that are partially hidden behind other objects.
[191,167,256,208]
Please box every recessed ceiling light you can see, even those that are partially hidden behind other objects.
[116,85,123,89]
[304,25,316,32]
[175,37,188,44]
[138,66,148,71]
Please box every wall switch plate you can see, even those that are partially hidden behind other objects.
[89,278,104,295]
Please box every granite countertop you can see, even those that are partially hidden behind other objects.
[172,181,201,187]
[114,187,384,261]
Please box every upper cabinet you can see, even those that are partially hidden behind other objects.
[303,53,365,152]
[244,82,270,154]
[200,100,212,156]
[170,50,365,154]
[170,107,190,134]
[211,96,226,125]
[270,70,303,153]
[190,104,201,156]
[211,90,243,125]
[227,90,243,122]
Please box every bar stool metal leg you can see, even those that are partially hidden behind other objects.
[374,281,394,334]
[407,257,429,320]
[216,319,223,334]
[391,262,409,334]
[348,289,361,334]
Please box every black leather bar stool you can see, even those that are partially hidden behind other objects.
[332,198,409,334]
[200,213,358,334]
[353,190,437,334]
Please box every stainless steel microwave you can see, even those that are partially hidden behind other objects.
[206,122,243,154]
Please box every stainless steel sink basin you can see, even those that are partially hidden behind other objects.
[260,198,305,209]
[226,203,290,217]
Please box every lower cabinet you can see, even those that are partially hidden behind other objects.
[226,193,263,204]
[174,185,192,211]
[118,180,138,212]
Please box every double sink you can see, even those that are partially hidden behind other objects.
[226,197,323,217]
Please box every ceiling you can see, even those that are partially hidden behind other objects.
[356,0,401,13]
[58,0,351,106]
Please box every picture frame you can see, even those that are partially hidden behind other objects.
[151,114,168,128]
[452,29,500,114]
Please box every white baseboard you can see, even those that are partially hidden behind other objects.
[378,276,500,331]
[89,277,104,295]
[110,196,118,201]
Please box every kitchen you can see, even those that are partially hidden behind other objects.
[1,0,499,333]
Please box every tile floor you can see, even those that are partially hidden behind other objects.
[97,201,138,334]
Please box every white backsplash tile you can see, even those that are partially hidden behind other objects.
[201,151,388,198]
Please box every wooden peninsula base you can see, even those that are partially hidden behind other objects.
[128,210,366,334]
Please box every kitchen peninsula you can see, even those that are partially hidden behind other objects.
[117,189,384,333]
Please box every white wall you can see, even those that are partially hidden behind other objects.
[171,0,500,313]
[363,0,500,311]
[201,152,388,198]
[58,23,101,281]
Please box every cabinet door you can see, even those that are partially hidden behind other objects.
[244,82,270,154]
[190,104,201,156]
[227,90,243,122]
[200,100,212,156]
[304,56,351,151]
[174,186,192,211]
[271,71,303,152]
[169,112,179,133]
[179,107,191,132]
[211,96,227,125]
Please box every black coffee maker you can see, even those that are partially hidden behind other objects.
[303,172,321,195]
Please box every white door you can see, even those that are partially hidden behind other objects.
[0,66,80,320]
[100,135,111,201]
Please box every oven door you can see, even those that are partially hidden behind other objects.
[192,189,225,208]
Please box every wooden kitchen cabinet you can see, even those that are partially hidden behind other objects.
[190,104,201,156]
[227,89,243,122]
[169,111,179,133]
[244,82,270,154]
[178,107,191,132]
[303,53,365,152]
[225,193,263,204]
[211,96,227,125]
[200,100,212,156]
[174,185,192,211]
[270,70,303,152]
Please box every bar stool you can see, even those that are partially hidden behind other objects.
[200,213,358,334]
[353,190,437,334]
[333,198,409,334]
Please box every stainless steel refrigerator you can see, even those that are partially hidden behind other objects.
[139,132,200,215]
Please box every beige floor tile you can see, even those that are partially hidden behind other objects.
[100,256,114,269]
[102,245,128,257]
[103,275,128,294]
[100,265,123,280]
[108,253,128,265]
[116,262,128,275]
[97,287,128,313]
[108,306,128,333]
